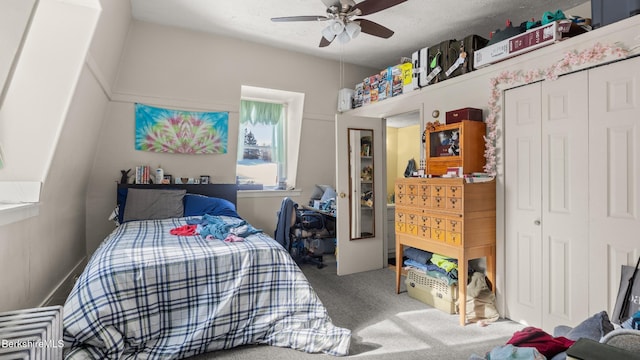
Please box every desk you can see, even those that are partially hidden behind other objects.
[300,205,336,236]
[300,204,336,218]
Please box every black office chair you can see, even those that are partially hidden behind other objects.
[275,197,326,269]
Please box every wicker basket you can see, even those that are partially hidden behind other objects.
[405,269,458,314]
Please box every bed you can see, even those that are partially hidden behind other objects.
[63,184,350,359]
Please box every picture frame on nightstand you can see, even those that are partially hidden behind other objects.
[200,175,210,184]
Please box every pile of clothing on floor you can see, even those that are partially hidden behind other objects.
[470,310,640,359]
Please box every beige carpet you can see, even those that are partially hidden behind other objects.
[190,257,524,359]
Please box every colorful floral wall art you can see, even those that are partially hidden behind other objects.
[135,103,228,154]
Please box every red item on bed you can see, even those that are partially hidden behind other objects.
[506,326,575,358]
[170,224,198,236]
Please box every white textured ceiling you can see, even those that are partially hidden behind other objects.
[131,0,588,70]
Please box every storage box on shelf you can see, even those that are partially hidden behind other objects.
[425,120,486,176]
[353,82,364,108]
[356,62,414,109]
[392,62,414,96]
[409,33,489,91]
[394,177,496,325]
[445,107,483,124]
[444,35,490,79]
[412,47,430,89]
[474,20,579,68]
[378,67,392,101]
[428,39,456,84]
[362,74,379,105]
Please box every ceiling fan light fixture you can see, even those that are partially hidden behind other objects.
[337,30,351,43]
[329,19,345,35]
[272,0,406,48]
[322,25,336,41]
[345,22,361,39]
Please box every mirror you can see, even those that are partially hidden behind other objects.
[348,128,375,240]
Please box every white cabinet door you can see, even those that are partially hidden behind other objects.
[505,70,590,331]
[505,82,543,327]
[588,56,640,317]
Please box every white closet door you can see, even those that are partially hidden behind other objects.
[505,71,590,331]
[540,71,589,330]
[588,56,640,316]
[505,82,543,327]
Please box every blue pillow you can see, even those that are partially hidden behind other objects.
[183,194,241,218]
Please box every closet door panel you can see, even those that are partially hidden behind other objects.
[505,83,542,326]
[588,56,640,315]
[541,71,589,331]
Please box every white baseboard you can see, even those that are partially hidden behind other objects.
[40,256,87,307]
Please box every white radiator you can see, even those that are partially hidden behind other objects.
[0,306,63,359]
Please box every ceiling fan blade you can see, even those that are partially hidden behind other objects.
[271,15,329,22]
[319,36,334,47]
[358,18,394,38]
[351,0,407,16]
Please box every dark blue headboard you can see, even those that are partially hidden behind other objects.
[117,183,238,206]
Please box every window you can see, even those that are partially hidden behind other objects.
[237,100,284,189]
[237,86,304,191]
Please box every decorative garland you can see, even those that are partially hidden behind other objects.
[482,42,629,176]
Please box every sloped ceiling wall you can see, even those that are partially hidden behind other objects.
[0,0,130,312]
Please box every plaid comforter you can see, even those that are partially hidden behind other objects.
[63,216,350,359]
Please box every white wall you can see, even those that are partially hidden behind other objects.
[0,0,130,312]
[88,0,131,92]
[85,20,375,254]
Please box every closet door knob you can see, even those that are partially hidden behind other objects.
[534,219,541,226]
[339,192,347,198]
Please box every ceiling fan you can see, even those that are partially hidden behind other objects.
[271,0,408,47]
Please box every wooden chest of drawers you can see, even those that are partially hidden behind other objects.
[394,177,496,325]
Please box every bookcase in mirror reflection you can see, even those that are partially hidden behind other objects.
[426,120,486,176]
